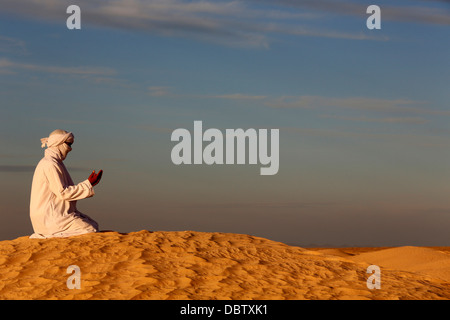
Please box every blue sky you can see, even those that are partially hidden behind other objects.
[0,0,449,246]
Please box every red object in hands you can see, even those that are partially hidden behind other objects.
[88,170,103,187]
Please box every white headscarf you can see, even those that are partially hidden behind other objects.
[40,129,74,161]
[40,129,74,148]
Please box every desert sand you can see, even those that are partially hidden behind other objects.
[0,230,448,300]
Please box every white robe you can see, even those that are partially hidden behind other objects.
[29,147,99,239]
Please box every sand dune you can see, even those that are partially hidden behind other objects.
[0,230,448,300]
[349,246,450,282]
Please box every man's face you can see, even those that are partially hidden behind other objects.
[60,142,73,160]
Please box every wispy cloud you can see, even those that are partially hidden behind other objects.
[0,0,391,48]
[269,0,450,26]
[0,35,27,54]
[0,165,35,172]
[0,165,89,172]
[0,58,115,76]
[0,154,36,159]
[148,87,447,120]
[265,95,449,116]
[132,124,174,134]
[145,88,268,100]
[379,3,450,26]
[148,86,172,97]
[0,57,121,84]
[212,93,268,100]
[281,127,450,148]
[33,117,99,126]
[320,114,429,124]
[166,201,337,209]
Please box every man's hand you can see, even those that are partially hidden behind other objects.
[88,170,103,187]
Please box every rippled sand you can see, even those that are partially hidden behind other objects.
[0,230,448,299]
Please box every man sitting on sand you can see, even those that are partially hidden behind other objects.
[29,129,103,239]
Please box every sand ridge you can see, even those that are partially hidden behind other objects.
[0,230,448,300]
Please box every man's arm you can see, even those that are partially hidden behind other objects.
[44,163,95,201]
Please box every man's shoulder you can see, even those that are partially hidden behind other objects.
[36,157,61,171]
